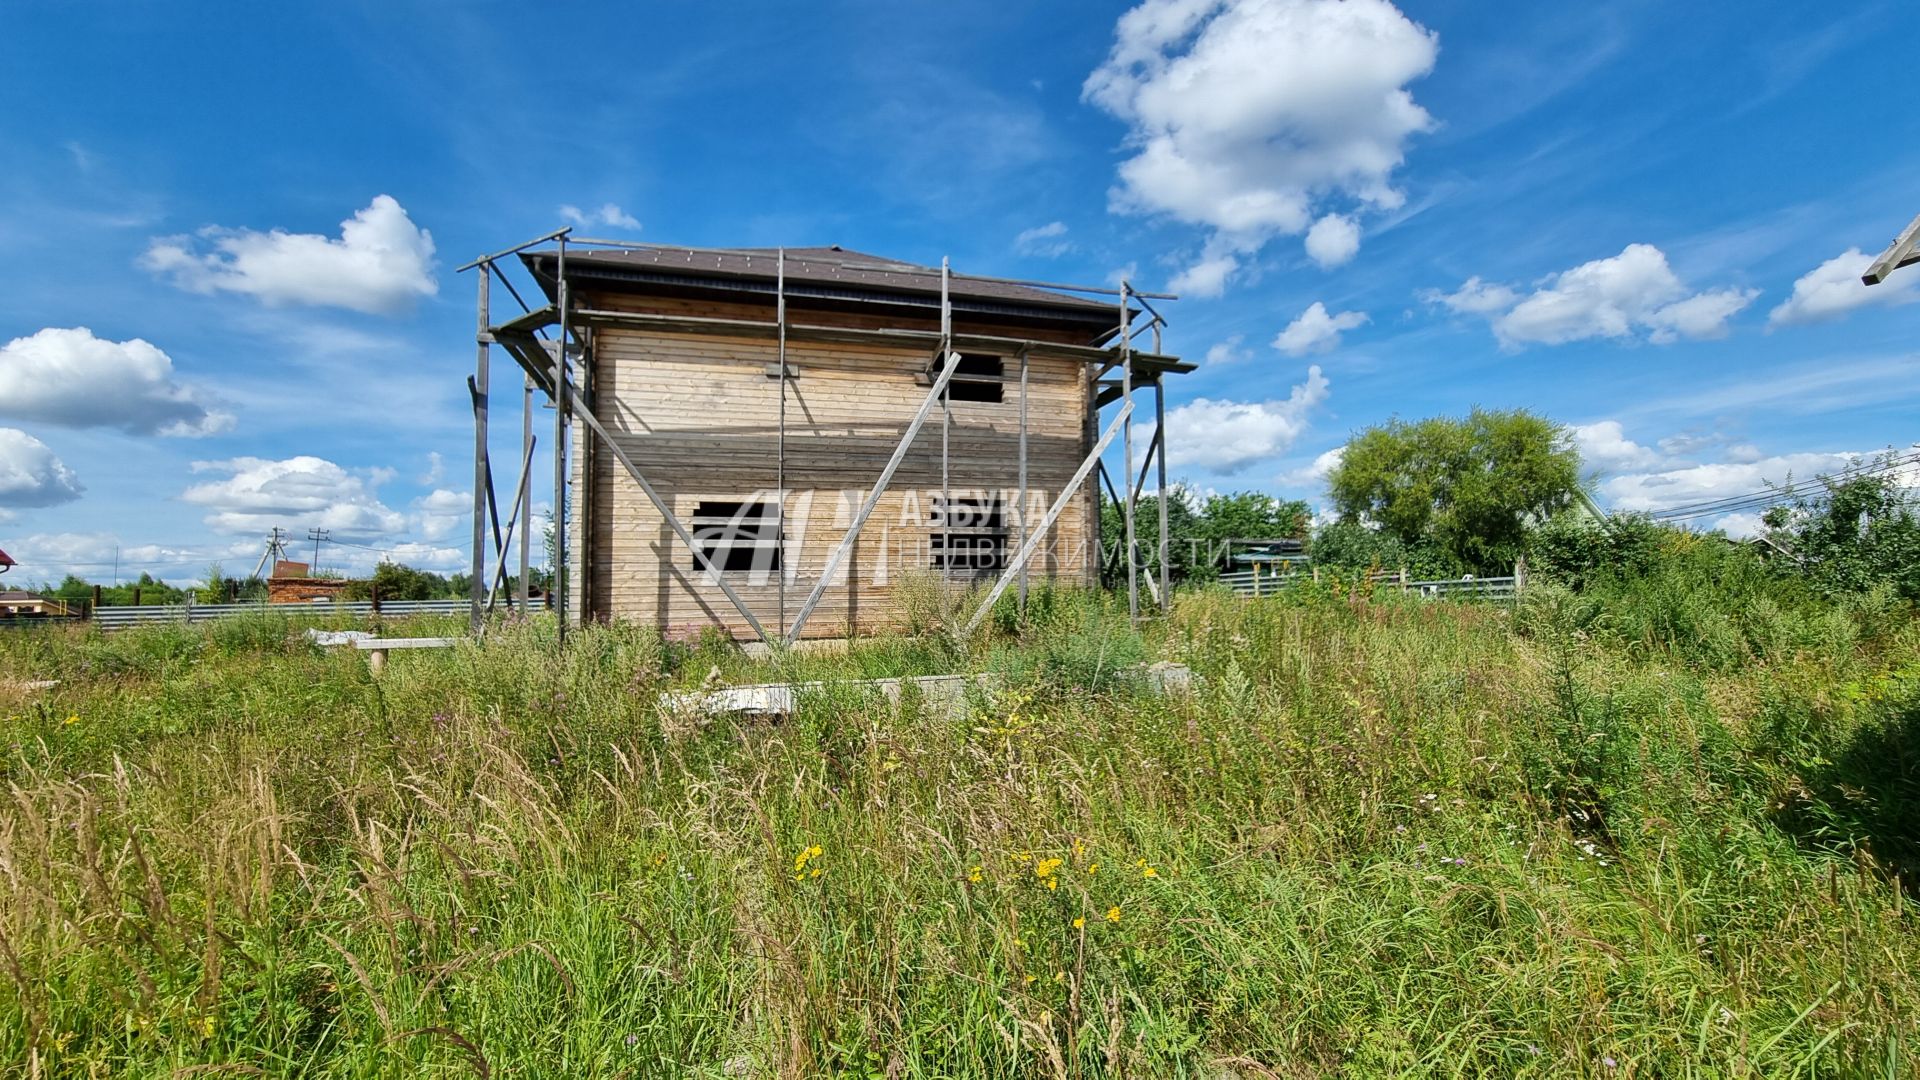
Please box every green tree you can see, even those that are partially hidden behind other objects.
[1764,456,1920,602]
[343,561,456,602]
[46,575,95,604]
[1526,512,1666,591]
[1327,408,1583,573]
[102,572,190,606]
[1101,486,1309,583]
[198,562,233,604]
[1309,521,1461,577]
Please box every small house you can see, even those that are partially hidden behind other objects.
[467,240,1189,642]
[0,590,65,618]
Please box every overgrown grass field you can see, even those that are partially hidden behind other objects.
[1,568,1916,1076]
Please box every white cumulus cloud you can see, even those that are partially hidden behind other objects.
[1273,302,1368,357]
[0,428,83,508]
[143,195,437,315]
[559,203,642,230]
[1767,247,1918,326]
[1,532,216,585]
[1205,334,1252,365]
[1155,365,1330,474]
[1304,214,1362,269]
[377,541,467,575]
[1597,450,1920,537]
[0,327,232,436]
[1083,0,1438,295]
[1427,244,1756,348]
[1571,420,1660,472]
[1281,443,1346,487]
[411,488,473,542]
[1421,276,1517,316]
[181,455,407,537]
[1601,452,1849,512]
[1013,221,1073,257]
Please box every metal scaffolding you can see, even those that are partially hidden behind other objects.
[459,234,1185,646]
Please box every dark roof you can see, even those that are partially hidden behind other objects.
[0,591,40,601]
[523,244,1129,329]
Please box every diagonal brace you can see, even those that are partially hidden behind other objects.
[485,435,537,613]
[552,361,776,644]
[964,400,1134,635]
[785,353,963,643]
[1131,425,1160,504]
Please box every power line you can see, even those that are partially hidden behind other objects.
[1646,452,1920,523]
[1651,455,1919,522]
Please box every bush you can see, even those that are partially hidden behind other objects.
[1766,462,1920,602]
[1309,521,1462,577]
[1527,513,1663,591]
[341,561,455,602]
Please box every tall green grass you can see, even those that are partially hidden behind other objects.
[0,581,1914,1077]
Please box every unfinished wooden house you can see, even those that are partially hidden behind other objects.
[461,236,1190,644]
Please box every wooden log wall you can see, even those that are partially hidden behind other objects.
[570,289,1104,638]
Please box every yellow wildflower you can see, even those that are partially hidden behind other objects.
[1045,878,1058,891]
[193,1015,215,1038]
[1087,862,1099,875]
[1143,866,1158,878]
[968,865,984,884]
[64,715,79,726]
[1034,857,1062,880]
[792,843,825,881]
[1071,838,1087,860]
[1106,906,1121,923]
[1072,917,1085,929]
[1023,974,1036,986]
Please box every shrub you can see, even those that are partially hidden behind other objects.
[1527,513,1663,591]
[1309,521,1462,577]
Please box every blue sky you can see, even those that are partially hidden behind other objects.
[2,0,1917,585]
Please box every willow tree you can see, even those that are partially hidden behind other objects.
[1327,408,1583,573]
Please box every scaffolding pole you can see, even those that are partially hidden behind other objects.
[1016,343,1029,611]
[553,235,570,642]
[519,376,532,610]
[1155,379,1171,613]
[776,248,787,640]
[470,269,490,635]
[1086,362,1101,586]
[965,400,1135,635]
[940,258,951,586]
[1121,281,1137,624]
[486,435,537,611]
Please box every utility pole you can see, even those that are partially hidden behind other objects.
[250,527,290,581]
[306,528,331,575]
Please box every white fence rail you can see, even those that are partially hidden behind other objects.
[18,599,472,631]
[1217,570,1519,601]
